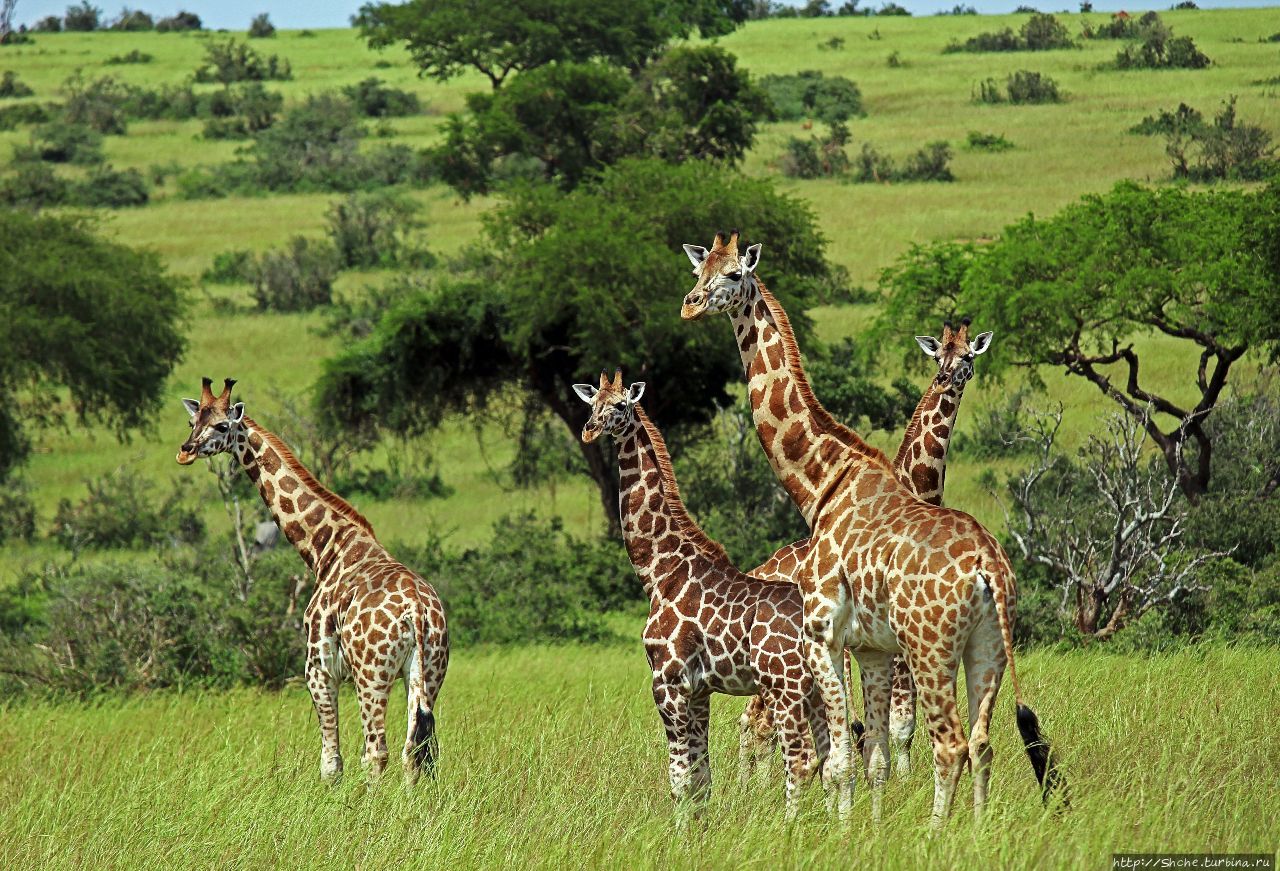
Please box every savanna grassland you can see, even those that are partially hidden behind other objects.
[2,9,1280,869]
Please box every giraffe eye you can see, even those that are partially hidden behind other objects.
[727,271,742,282]
[214,422,229,433]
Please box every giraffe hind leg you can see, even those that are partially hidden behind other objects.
[888,655,917,778]
[305,656,343,783]
[963,616,1006,822]
[738,694,775,787]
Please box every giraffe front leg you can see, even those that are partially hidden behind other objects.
[888,655,917,778]
[771,692,819,822]
[305,657,342,783]
[854,650,893,826]
[737,694,774,788]
[653,681,697,830]
[353,663,394,783]
[687,695,712,808]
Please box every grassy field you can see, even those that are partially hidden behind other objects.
[2,10,1279,561]
[2,643,1277,868]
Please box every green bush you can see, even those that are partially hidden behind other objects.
[155,11,201,31]
[945,12,1074,52]
[104,49,154,65]
[51,470,203,551]
[33,15,63,32]
[201,83,283,139]
[110,9,154,31]
[342,77,421,117]
[965,130,1015,151]
[0,161,70,207]
[194,39,292,84]
[63,1,102,32]
[1006,70,1062,103]
[0,71,35,98]
[1163,98,1277,181]
[851,140,954,182]
[250,236,339,312]
[0,102,54,130]
[325,190,433,269]
[778,121,852,179]
[201,249,254,284]
[1113,16,1211,69]
[25,121,103,163]
[247,13,276,38]
[0,481,37,544]
[61,73,130,133]
[759,70,864,122]
[1129,102,1203,135]
[73,165,149,207]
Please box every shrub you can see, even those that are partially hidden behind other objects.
[120,82,201,121]
[0,161,70,207]
[325,190,432,269]
[194,38,292,84]
[51,470,203,551]
[341,77,421,117]
[945,12,1074,52]
[1129,102,1203,135]
[965,130,1015,151]
[73,165,149,207]
[250,237,339,312]
[61,73,129,134]
[155,10,201,31]
[0,102,54,130]
[759,70,863,122]
[0,71,34,99]
[851,140,953,182]
[876,2,910,13]
[778,121,851,179]
[26,121,104,164]
[818,36,845,51]
[110,8,153,30]
[1113,17,1211,69]
[247,13,275,38]
[974,78,1003,104]
[886,50,903,67]
[1085,12,1143,40]
[201,82,283,139]
[201,249,254,284]
[1149,97,1277,181]
[0,481,37,544]
[63,1,102,32]
[1006,70,1062,103]
[104,49,153,65]
[34,15,63,32]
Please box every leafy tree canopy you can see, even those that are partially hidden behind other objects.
[0,210,184,482]
[874,180,1280,497]
[316,158,833,527]
[356,0,748,89]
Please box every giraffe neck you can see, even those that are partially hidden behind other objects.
[233,417,376,579]
[616,406,731,603]
[892,381,966,507]
[729,276,890,525]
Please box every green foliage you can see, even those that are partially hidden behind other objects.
[0,71,34,98]
[247,13,276,38]
[1112,15,1210,69]
[250,236,339,312]
[951,389,1038,458]
[1169,97,1276,181]
[965,130,1014,151]
[74,164,149,207]
[852,140,953,182]
[0,160,70,207]
[0,102,54,130]
[356,0,747,89]
[341,76,421,117]
[0,211,183,483]
[52,469,204,551]
[779,120,851,178]
[61,72,129,133]
[155,11,201,31]
[63,2,102,32]
[976,71,1061,105]
[104,49,154,65]
[110,8,154,31]
[0,480,37,544]
[194,38,292,84]
[944,12,1074,53]
[1129,101,1203,135]
[758,70,864,122]
[201,249,254,284]
[201,82,283,139]
[33,15,63,32]
[23,120,104,163]
[325,190,433,269]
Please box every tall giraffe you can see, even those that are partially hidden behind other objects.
[176,378,449,784]
[740,319,994,781]
[574,370,827,819]
[680,232,1063,826]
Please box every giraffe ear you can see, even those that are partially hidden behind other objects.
[228,402,245,424]
[682,244,709,272]
[181,398,200,419]
[741,243,762,274]
[626,382,646,405]
[970,331,994,356]
[572,383,598,404]
[914,336,941,357]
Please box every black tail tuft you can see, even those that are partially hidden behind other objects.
[411,707,438,778]
[851,718,866,756]
[1017,703,1068,809]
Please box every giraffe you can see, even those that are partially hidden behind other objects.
[176,378,449,784]
[573,369,827,820]
[739,319,994,782]
[680,232,1064,826]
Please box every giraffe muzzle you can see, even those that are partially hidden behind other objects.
[681,290,708,321]
[176,448,198,465]
[581,424,602,444]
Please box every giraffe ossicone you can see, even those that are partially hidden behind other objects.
[177,377,449,786]
[681,233,1066,827]
[574,371,828,820]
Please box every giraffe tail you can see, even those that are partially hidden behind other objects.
[407,604,441,779]
[988,559,1069,809]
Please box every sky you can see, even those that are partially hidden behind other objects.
[14,0,1280,32]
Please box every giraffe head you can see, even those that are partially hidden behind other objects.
[914,318,993,390]
[176,377,245,465]
[679,229,762,321]
[572,369,645,443]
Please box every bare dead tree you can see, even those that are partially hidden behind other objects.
[1000,405,1227,640]
[0,0,17,42]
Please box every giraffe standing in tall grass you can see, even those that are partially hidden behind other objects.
[177,377,448,784]
[740,319,994,781]
[575,370,827,819]
[680,232,1064,826]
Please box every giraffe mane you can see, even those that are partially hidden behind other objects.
[754,280,893,472]
[245,418,377,537]
[634,406,730,564]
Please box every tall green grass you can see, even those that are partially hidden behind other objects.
[1,644,1276,868]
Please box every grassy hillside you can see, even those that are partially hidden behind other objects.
[2,643,1277,868]
[1,10,1278,565]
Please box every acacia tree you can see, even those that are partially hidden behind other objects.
[875,181,1280,500]
[0,211,184,483]
[355,0,747,89]
[315,158,835,531]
